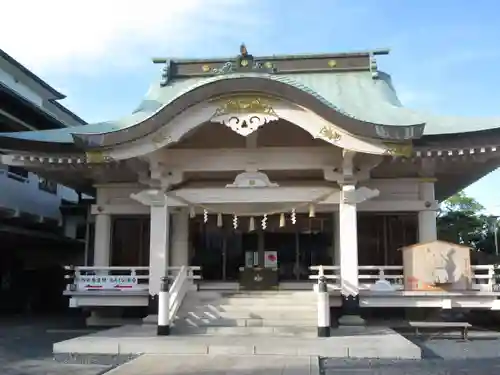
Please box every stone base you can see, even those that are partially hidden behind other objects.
[142,314,158,325]
[148,294,159,315]
[86,315,142,327]
[86,308,143,327]
[338,315,366,327]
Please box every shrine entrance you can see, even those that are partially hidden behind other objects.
[237,229,278,290]
[189,214,333,289]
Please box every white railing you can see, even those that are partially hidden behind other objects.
[471,265,499,291]
[358,266,405,290]
[65,266,150,292]
[64,265,203,294]
[168,266,201,322]
[309,264,500,292]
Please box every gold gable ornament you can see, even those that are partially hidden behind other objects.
[85,151,112,164]
[383,142,413,158]
[210,97,279,136]
[319,125,342,142]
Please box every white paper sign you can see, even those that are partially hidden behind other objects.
[264,251,278,268]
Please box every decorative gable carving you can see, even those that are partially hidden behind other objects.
[209,97,279,137]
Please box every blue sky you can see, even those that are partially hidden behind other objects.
[1,0,499,212]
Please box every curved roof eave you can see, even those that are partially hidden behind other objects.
[71,73,425,148]
[0,111,154,152]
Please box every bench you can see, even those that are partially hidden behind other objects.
[409,321,472,340]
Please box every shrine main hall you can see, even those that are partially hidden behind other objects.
[1,45,500,321]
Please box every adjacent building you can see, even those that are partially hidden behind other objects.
[0,49,88,313]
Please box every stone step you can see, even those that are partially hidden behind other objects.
[184,297,318,306]
[176,309,317,320]
[179,303,317,312]
[191,291,317,299]
[218,292,317,298]
[175,317,318,328]
[171,325,317,337]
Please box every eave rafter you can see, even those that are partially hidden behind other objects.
[1,152,120,170]
[388,144,500,163]
[2,142,500,172]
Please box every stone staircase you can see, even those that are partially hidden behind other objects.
[171,290,319,337]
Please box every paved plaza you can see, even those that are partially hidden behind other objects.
[2,317,500,374]
[0,316,117,375]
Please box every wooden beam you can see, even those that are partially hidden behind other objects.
[155,147,342,171]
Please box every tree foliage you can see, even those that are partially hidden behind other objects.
[437,191,497,255]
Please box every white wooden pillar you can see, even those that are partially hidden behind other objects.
[149,203,170,297]
[418,180,437,242]
[171,210,189,268]
[130,189,171,313]
[337,183,371,326]
[93,213,111,267]
[333,211,341,267]
[339,184,359,300]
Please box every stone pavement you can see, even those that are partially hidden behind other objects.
[53,324,421,359]
[0,316,110,375]
[105,354,319,375]
[7,315,500,374]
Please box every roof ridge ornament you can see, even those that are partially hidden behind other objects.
[369,53,379,79]
[212,43,277,75]
[159,60,172,87]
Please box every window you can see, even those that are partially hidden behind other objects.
[38,177,57,194]
[7,166,29,181]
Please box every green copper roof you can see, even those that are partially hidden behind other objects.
[0,69,499,146]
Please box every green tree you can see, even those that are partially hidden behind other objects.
[441,191,485,214]
[437,192,497,254]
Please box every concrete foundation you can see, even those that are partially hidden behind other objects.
[338,315,366,327]
[86,309,143,327]
[53,324,421,359]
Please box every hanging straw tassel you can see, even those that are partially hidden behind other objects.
[217,213,223,227]
[308,204,316,218]
[279,213,285,228]
[249,216,255,232]
[189,206,196,219]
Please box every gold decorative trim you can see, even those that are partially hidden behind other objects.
[328,59,337,68]
[264,61,274,69]
[383,142,413,157]
[85,151,113,163]
[319,125,342,142]
[212,97,277,117]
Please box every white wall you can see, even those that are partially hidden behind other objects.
[0,57,84,221]
[0,56,85,128]
[0,166,78,220]
[0,68,44,107]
